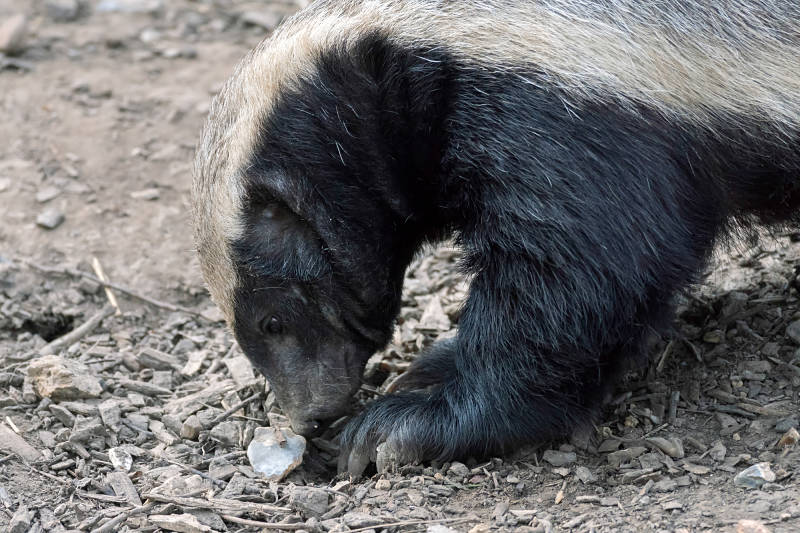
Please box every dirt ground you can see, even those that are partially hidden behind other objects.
[1,1,799,532]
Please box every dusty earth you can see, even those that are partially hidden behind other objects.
[1,1,799,532]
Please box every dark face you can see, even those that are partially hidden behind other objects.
[231,198,395,436]
[225,35,449,434]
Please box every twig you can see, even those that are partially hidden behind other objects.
[207,390,265,428]
[92,256,121,316]
[220,515,310,530]
[656,340,674,374]
[90,502,155,533]
[41,306,115,355]
[15,257,208,320]
[142,492,292,514]
[668,390,680,424]
[347,517,476,532]
[160,457,227,488]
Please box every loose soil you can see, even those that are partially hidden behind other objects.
[0,1,798,532]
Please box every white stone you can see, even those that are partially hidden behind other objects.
[247,427,305,481]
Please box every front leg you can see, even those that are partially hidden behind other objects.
[386,337,457,393]
[339,360,593,476]
[340,258,640,476]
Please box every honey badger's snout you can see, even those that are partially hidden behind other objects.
[227,272,390,437]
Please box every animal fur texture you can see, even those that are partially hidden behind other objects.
[192,0,800,474]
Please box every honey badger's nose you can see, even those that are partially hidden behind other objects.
[290,417,322,437]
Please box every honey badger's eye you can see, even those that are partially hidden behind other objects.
[260,316,283,335]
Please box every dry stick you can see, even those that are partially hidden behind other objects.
[207,390,266,428]
[159,457,227,489]
[142,492,292,514]
[40,305,116,355]
[668,390,680,424]
[220,515,311,530]
[655,340,674,374]
[89,502,155,533]
[16,258,208,320]
[91,256,121,316]
[347,517,476,533]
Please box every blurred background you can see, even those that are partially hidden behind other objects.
[0,0,306,302]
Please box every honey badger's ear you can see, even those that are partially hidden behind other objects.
[235,193,331,281]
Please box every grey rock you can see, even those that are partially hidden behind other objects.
[49,404,76,426]
[224,356,257,388]
[28,355,102,400]
[9,505,33,533]
[96,0,163,14]
[342,512,381,528]
[709,440,727,462]
[186,509,227,531]
[130,187,160,200]
[36,209,65,229]
[775,416,799,433]
[542,449,576,467]
[45,0,82,22]
[607,446,647,468]
[71,416,105,443]
[575,465,596,484]
[149,513,211,533]
[35,186,61,203]
[180,414,202,440]
[734,462,776,489]
[98,399,122,429]
[0,14,27,55]
[447,461,470,478]
[149,420,180,446]
[646,437,684,459]
[653,478,678,492]
[209,421,240,447]
[290,485,329,518]
[786,320,800,345]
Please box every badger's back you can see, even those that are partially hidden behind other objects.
[193,0,800,323]
[255,0,800,126]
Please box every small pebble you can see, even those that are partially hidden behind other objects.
[0,14,27,55]
[36,209,65,229]
[45,0,82,22]
[734,463,776,489]
[447,461,470,478]
[785,320,800,345]
[736,519,771,533]
[777,427,799,447]
[108,447,133,471]
[575,465,596,484]
[130,188,160,201]
[542,449,576,467]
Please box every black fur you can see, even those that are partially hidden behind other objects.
[231,32,800,472]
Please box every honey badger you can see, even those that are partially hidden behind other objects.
[193,0,800,475]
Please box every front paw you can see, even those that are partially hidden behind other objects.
[338,393,430,477]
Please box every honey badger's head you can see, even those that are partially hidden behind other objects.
[192,8,449,435]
